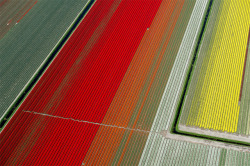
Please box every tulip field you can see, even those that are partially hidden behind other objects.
[179,0,250,142]
[0,0,249,165]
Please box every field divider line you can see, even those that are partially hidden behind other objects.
[22,110,159,134]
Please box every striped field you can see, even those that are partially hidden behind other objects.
[180,0,250,137]
[1,0,250,165]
